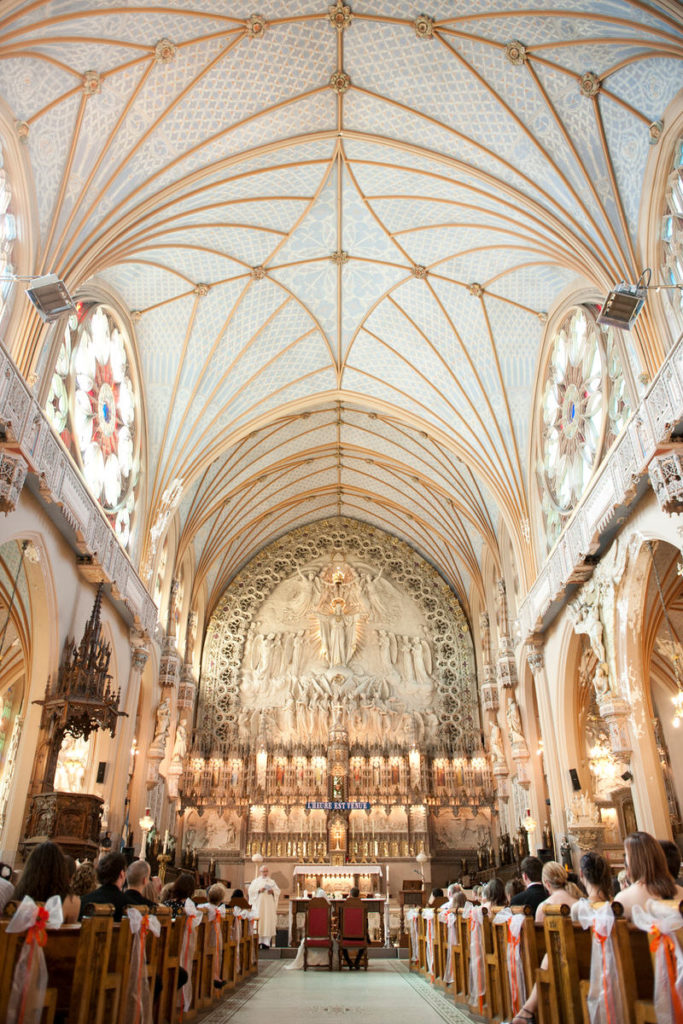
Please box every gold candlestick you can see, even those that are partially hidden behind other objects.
[157,853,171,884]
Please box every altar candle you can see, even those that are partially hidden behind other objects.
[163,829,169,854]
[386,864,390,890]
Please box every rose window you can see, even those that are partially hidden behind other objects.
[541,307,604,514]
[538,306,634,549]
[662,134,683,328]
[0,145,16,320]
[46,302,140,550]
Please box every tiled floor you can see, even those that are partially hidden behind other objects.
[199,961,473,1024]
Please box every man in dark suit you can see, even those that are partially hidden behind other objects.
[341,887,368,970]
[123,858,155,909]
[508,856,548,913]
[80,851,128,921]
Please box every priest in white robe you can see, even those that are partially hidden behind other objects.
[248,866,281,948]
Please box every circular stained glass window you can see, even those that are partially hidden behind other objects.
[541,307,604,514]
[46,301,140,550]
[661,135,683,327]
[538,306,634,549]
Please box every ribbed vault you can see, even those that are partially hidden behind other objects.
[1,1,681,602]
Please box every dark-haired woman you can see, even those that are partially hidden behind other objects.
[614,831,683,919]
[570,851,612,921]
[162,872,196,915]
[13,841,80,923]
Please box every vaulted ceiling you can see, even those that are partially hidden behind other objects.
[2,0,681,616]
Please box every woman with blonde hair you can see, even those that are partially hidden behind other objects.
[614,831,683,919]
[504,862,580,1022]
[535,861,579,923]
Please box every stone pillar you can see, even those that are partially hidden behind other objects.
[479,612,498,714]
[111,636,150,844]
[497,580,531,785]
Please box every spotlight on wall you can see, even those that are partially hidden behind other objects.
[25,274,75,322]
[596,271,650,331]
[620,770,634,783]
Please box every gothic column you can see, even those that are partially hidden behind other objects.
[481,611,509,828]
[496,579,530,785]
[111,635,150,843]
[526,641,566,854]
[168,609,197,799]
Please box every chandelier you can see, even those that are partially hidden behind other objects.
[588,740,620,784]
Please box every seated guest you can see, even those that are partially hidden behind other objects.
[208,882,228,905]
[659,839,683,885]
[341,887,368,970]
[535,861,578,923]
[614,831,683,919]
[507,862,579,1023]
[508,856,548,913]
[571,851,613,921]
[14,841,80,923]
[143,874,162,905]
[427,886,444,906]
[80,851,128,921]
[71,861,97,897]
[162,872,196,915]
[124,859,154,908]
[445,882,466,909]
[0,861,14,913]
[505,877,524,903]
[231,888,245,899]
[481,877,506,912]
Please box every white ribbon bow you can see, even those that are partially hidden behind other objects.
[125,906,161,1024]
[7,895,63,1024]
[632,900,683,1024]
[179,899,203,1012]
[465,905,486,1011]
[492,909,527,1013]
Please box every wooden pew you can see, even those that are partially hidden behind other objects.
[428,898,448,985]
[220,909,239,991]
[536,903,590,1024]
[452,908,470,1006]
[43,914,114,1024]
[155,912,185,1024]
[482,906,506,1022]
[610,901,683,1024]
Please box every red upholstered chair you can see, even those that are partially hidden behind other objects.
[304,897,333,971]
[338,897,368,971]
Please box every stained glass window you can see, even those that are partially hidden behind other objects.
[45,301,140,551]
[538,306,632,549]
[662,135,683,327]
[0,143,16,322]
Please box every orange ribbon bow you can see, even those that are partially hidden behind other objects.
[650,926,683,1024]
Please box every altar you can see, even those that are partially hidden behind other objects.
[292,862,385,896]
[289,864,387,946]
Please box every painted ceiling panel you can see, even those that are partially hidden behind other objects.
[2,0,679,608]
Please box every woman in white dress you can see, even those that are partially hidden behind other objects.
[286,888,334,970]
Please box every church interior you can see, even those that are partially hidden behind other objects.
[0,0,683,1019]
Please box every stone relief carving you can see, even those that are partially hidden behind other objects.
[182,808,241,851]
[198,519,477,754]
[648,449,683,514]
